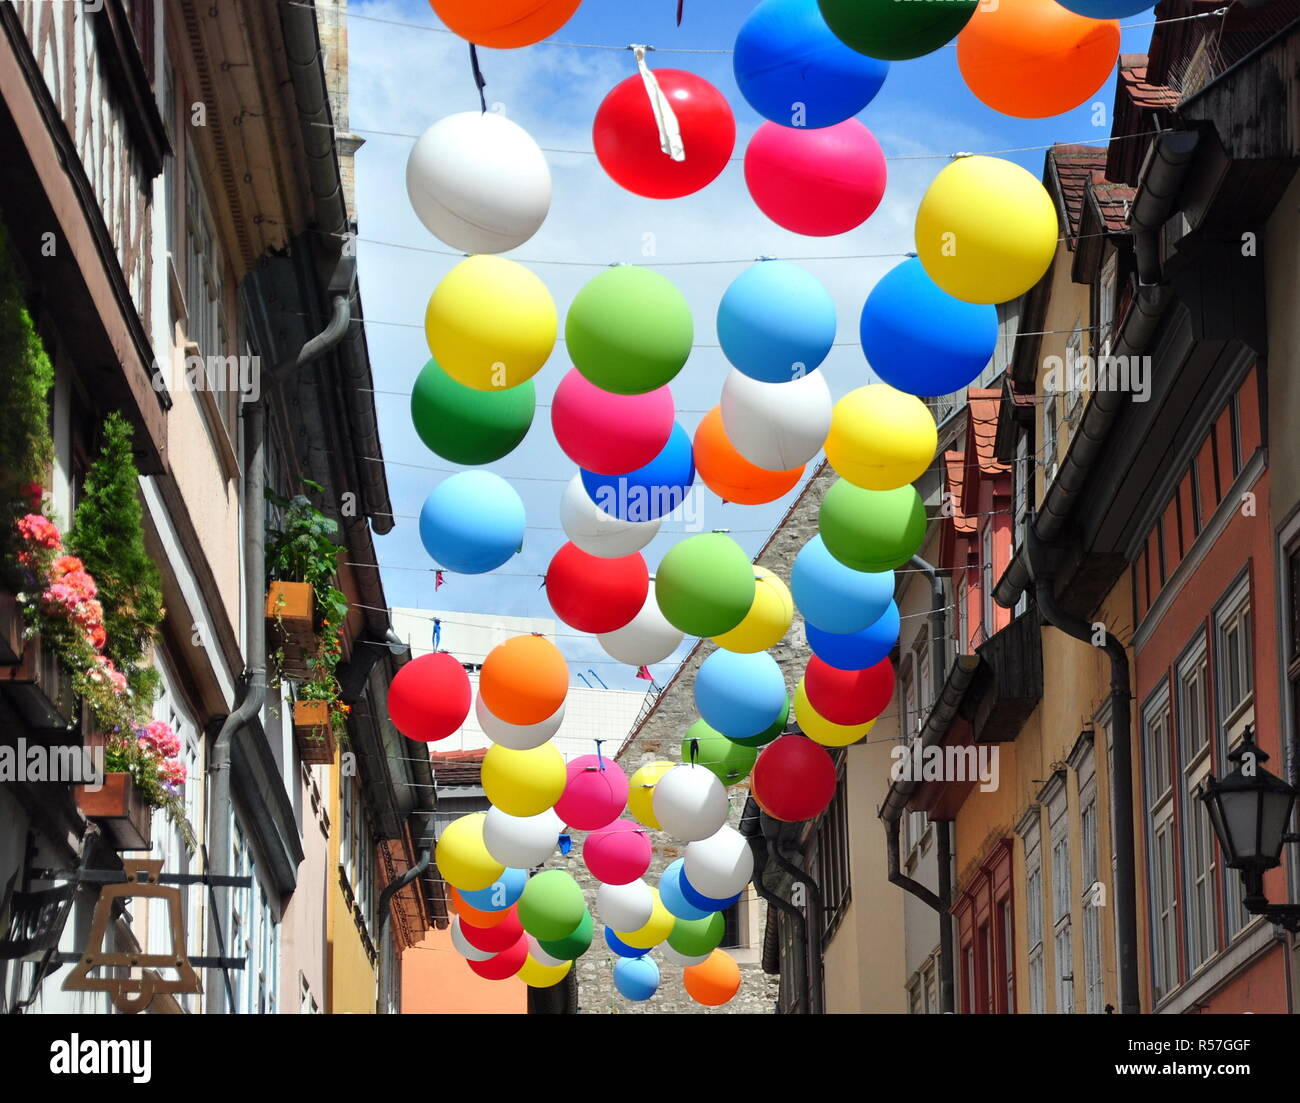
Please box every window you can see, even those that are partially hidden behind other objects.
[1078,744,1104,1014]
[721,901,743,949]
[1048,784,1073,1014]
[1098,255,1117,354]
[1178,638,1218,972]
[1043,392,1060,483]
[341,775,377,941]
[818,770,852,942]
[1021,812,1046,1014]
[908,978,923,1015]
[228,815,280,1015]
[184,154,236,437]
[915,626,933,721]
[1215,578,1253,937]
[923,960,938,1014]
[1066,320,1084,422]
[901,664,917,739]
[1014,432,1029,551]
[956,576,968,655]
[981,524,994,642]
[1000,900,1016,1013]
[1143,688,1179,1000]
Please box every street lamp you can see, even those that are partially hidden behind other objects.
[1199,725,1300,932]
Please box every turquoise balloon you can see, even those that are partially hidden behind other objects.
[717,261,836,383]
[459,867,527,912]
[791,535,895,634]
[419,471,524,574]
[614,954,661,1000]
[695,650,786,740]
[660,859,711,921]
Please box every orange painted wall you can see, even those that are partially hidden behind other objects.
[1197,944,1289,1014]
[401,926,527,1014]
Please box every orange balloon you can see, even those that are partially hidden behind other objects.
[479,635,569,726]
[683,949,742,1007]
[430,0,581,49]
[693,407,803,505]
[449,886,510,929]
[957,0,1119,119]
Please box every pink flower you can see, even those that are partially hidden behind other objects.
[162,758,187,788]
[16,513,61,550]
[50,555,84,579]
[20,483,44,509]
[140,720,181,759]
[88,623,107,650]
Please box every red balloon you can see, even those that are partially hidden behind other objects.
[804,656,895,726]
[387,651,472,742]
[545,542,648,633]
[594,70,736,199]
[466,932,529,981]
[751,736,837,822]
[556,755,629,831]
[457,905,524,954]
[551,369,675,475]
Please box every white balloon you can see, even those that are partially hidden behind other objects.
[483,806,563,869]
[652,764,729,843]
[721,368,832,471]
[598,590,684,667]
[405,111,552,254]
[598,879,654,932]
[658,943,710,967]
[684,825,754,900]
[561,474,661,559]
[527,935,568,969]
[451,916,496,961]
[476,694,565,750]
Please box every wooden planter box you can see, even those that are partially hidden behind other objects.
[0,628,77,731]
[293,699,336,766]
[0,586,23,664]
[266,581,316,682]
[76,772,153,851]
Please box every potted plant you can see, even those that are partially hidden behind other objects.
[75,720,186,850]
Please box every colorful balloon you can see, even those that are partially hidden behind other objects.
[710,565,793,654]
[551,369,675,475]
[804,655,895,725]
[684,825,754,900]
[581,423,696,522]
[599,592,684,667]
[818,0,978,60]
[681,719,758,785]
[467,933,529,981]
[483,806,563,869]
[694,407,804,505]
[457,905,524,954]
[660,943,710,967]
[1055,0,1151,16]
[479,635,568,727]
[527,936,569,969]
[536,909,594,961]
[745,120,886,236]
[751,735,837,822]
[518,869,586,942]
[677,871,741,914]
[683,949,742,1006]
[424,255,556,390]
[518,954,573,988]
[696,650,787,740]
[652,763,729,842]
[614,954,661,1000]
[825,385,937,491]
[450,886,511,929]
[660,859,712,921]
[458,867,527,913]
[605,926,651,959]
[482,741,567,817]
[593,70,736,199]
[436,813,505,891]
[451,916,497,961]
[915,155,1058,305]
[418,471,525,575]
[794,678,876,748]
[655,532,756,639]
[545,542,648,633]
[410,359,535,466]
[598,879,654,932]
[725,694,790,748]
[721,368,832,471]
[615,888,676,949]
[430,0,581,48]
[560,473,662,558]
[860,258,998,397]
[627,760,676,829]
[476,695,566,751]
[387,652,472,743]
[717,261,836,384]
[667,911,726,958]
[805,603,900,670]
[554,754,629,831]
[791,535,895,635]
[405,111,551,253]
[819,480,927,572]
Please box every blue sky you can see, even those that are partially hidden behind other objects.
[345,0,1156,689]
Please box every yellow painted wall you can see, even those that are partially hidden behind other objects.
[327,765,379,1014]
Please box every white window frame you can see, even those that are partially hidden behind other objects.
[1143,686,1179,1001]
[1020,809,1046,1014]
[1066,319,1085,422]
[1047,781,1073,1015]
[1098,254,1118,355]
[1178,635,1218,972]
[1077,745,1103,1015]
[981,523,995,643]
[228,814,280,1015]
[1214,576,1254,937]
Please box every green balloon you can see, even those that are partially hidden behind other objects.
[818,0,979,61]
[518,870,586,942]
[655,533,756,639]
[667,912,726,957]
[410,358,535,465]
[682,719,758,785]
[727,695,790,749]
[536,908,594,961]
[819,480,926,573]
[565,266,693,395]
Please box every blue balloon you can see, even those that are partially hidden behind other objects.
[1055,0,1151,15]
[734,0,889,128]
[791,536,895,634]
[717,261,837,384]
[419,471,524,574]
[458,868,527,912]
[660,859,711,921]
[614,954,660,1001]
[860,258,998,398]
[581,423,695,522]
[604,926,651,959]
[806,602,900,671]
[695,650,787,740]
[679,870,740,914]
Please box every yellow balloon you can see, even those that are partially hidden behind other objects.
[825,385,937,492]
[482,741,566,817]
[794,678,875,748]
[615,889,675,949]
[517,955,572,988]
[710,566,793,653]
[435,812,505,891]
[914,155,1057,305]
[424,255,557,390]
[628,759,676,830]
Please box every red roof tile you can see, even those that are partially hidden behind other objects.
[1118,54,1179,110]
[1049,144,1108,243]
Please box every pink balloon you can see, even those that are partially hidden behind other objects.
[550,370,676,475]
[744,120,887,237]
[583,819,652,885]
[554,754,629,831]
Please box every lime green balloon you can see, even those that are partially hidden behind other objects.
[518,870,586,941]
[818,0,978,61]
[537,909,594,961]
[410,358,535,465]
[683,719,758,785]
[668,911,726,957]
[726,694,790,749]
[565,266,694,395]
[819,479,926,573]
[655,533,756,638]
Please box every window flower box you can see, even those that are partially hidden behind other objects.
[266,581,316,681]
[293,699,336,766]
[0,628,77,731]
[76,772,153,851]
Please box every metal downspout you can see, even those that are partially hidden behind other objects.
[741,798,811,1014]
[764,816,824,1015]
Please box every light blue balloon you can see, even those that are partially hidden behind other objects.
[614,954,660,1001]
[695,650,787,740]
[660,859,711,921]
[1055,0,1151,16]
[604,926,650,959]
[806,601,900,670]
[459,868,527,912]
[791,535,894,634]
[734,0,889,129]
[717,261,837,383]
[419,471,524,574]
[860,258,997,398]
[581,423,696,522]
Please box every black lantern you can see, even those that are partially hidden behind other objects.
[1199,726,1300,931]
